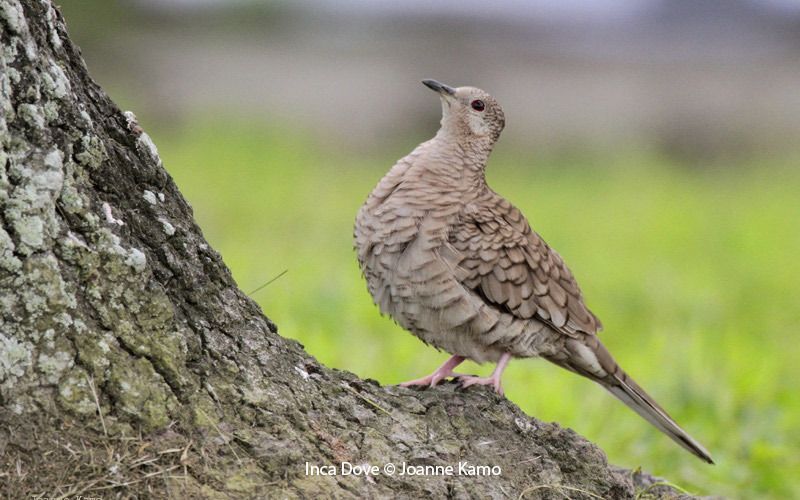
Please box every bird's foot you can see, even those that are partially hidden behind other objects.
[399,355,466,389]
[455,352,511,396]
[399,372,467,388]
[456,374,504,396]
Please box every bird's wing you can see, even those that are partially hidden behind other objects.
[449,194,602,337]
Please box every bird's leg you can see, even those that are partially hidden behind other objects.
[399,355,466,388]
[457,352,512,396]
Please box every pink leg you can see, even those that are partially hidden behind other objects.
[400,355,466,388]
[457,353,512,396]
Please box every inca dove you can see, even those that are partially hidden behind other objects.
[354,79,713,463]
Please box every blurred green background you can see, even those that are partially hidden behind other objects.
[58,1,800,497]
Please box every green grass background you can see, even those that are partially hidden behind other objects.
[154,118,799,498]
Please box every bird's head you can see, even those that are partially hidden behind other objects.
[422,79,506,145]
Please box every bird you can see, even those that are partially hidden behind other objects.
[353,79,713,464]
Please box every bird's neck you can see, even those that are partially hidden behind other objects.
[426,131,493,189]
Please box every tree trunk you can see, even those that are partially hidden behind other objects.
[0,1,701,498]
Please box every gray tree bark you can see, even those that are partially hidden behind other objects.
[0,1,703,498]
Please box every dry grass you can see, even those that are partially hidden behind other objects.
[0,418,208,499]
[518,483,606,499]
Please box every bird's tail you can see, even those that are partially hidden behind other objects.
[546,336,714,464]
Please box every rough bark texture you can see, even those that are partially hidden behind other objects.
[0,2,704,498]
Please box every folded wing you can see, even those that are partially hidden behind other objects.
[449,195,602,337]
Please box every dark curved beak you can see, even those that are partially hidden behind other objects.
[422,79,456,96]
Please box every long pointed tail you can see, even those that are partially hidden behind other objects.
[547,336,714,464]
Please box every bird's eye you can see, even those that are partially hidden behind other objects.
[471,100,485,112]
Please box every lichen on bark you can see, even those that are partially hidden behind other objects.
[1,2,184,431]
[0,1,707,498]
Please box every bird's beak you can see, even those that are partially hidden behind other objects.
[422,79,456,97]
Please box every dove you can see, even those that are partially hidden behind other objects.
[354,79,713,463]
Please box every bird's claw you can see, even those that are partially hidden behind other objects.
[455,374,504,396]
[398,355,467,389]
[400,372,468,389]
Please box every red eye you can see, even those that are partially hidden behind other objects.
[471,99,485,111]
